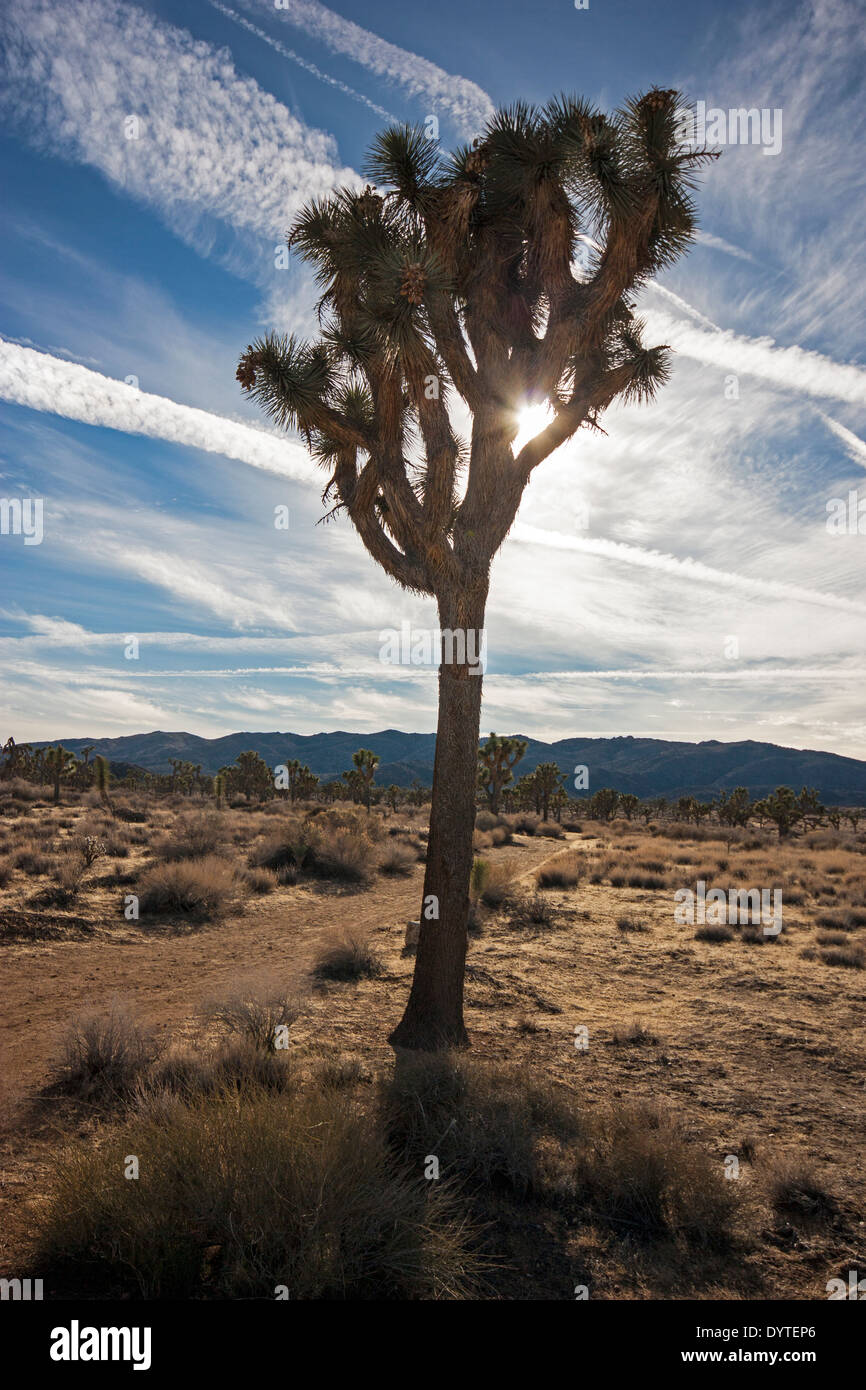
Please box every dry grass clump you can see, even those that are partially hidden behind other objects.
[507,891,555,931]
[205,986,303,1052]
[242,866,278,894]
[11,842,53,876]
[616,914,650,933]
[536,850,582,889]
[815,907,866,931]
[377,844,416,877]
[573,1103,737,1247]
[768,1159,837,1224]
[310,828,375,884]
[313,931,383,982]
[695,924,734,943]
[611,1019,659,1047]
[382,1052,583,1196]
[48,1008,161,1104]
[154,815,226,862]
[142,1039,296,1101]
[137,855,240,919]
[382,1056,736,1249]
[479,858,520,909]
[817,945,864,969]
[36,1085,478,1299]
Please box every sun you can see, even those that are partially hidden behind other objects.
[514,401,554,452]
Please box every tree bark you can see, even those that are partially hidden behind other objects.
[389,583,488,1050]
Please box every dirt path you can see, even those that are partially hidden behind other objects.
[0,834,572,1103]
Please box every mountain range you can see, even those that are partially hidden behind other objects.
[28,730,866,804]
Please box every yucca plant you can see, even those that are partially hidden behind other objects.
[238,91,715,1048]
[93,754,113,814]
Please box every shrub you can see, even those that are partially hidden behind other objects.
[12,843,52,875]
[311,829,375,885]
[769,1160,836,1223]
[480,859,520,909]
[314,933,383,982]
[512,813,540,836]
[142,1038,295,1100]
[138,855,239,918]
[819,945,864,969]
[537,820,565,839]
[378,845,416,877]
[470,857,490,899]
[695,924,734,943]
[243,866,278,894]
[616,914,649,933]
[206,988,302,1051]
[573,1104,737,1247]
[155,816,226,862]
[36,1086,478,1299]
[537,851,582,889]
[49,1009,160,1104]
[507,891,554,930]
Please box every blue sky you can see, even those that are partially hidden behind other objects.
[1,0,865,753]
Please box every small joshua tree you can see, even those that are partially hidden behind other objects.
[352,748,380,810]
[533,761,565,822]
[93,754,113,814]
[478,732,527,814]
[238,91,715,1048]
[47,743,73,805]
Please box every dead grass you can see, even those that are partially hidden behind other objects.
[313,932,384,982]
[35,1083,479,1299]
[137,855,240,919]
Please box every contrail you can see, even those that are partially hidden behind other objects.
[512,523,866,615]
[0,338,317,483]
[239,0,494,135]
[208,1,398,122]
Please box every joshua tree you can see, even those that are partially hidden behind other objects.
[238,91,715,1048]
[589,787,620,822]
[477,732,527,814]
[352,748,380,810]
[93,754,114,814]
[47,744,74,805]
[534,761,565,822]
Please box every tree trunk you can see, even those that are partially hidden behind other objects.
[389,584,487,1051]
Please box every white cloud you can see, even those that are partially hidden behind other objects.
[0,338,317,482]
[641,308,866,406]
[210,1,397,121]
[241,0,494,135]
[511,524,866,615]
[0,0,356,245]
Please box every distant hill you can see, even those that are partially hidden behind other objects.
[28,730,866,804]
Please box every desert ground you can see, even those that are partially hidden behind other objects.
[0,782,863,1300]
